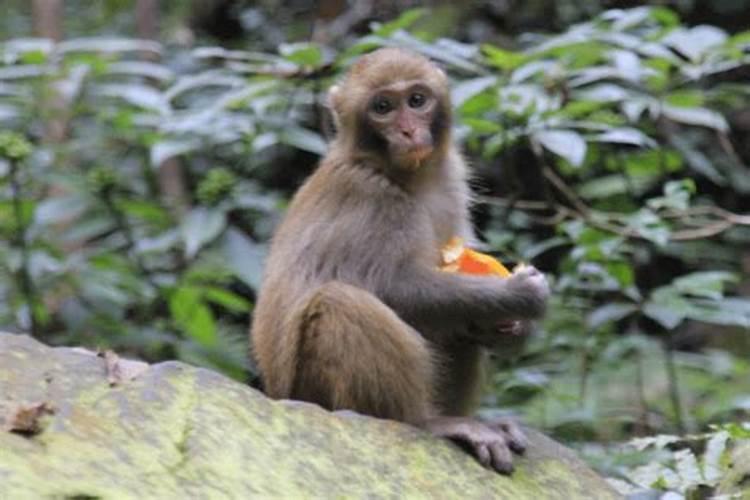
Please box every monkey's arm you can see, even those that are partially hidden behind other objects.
[377,263,548,340]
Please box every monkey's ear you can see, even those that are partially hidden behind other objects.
[327,84,343,128]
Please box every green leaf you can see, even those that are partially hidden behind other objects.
[279,43,323,66]
[668,135,726,185]
[702,431,729,484]
[94,83,169,115]
[180,207,227,259]
[592,128,656,147]
[533,130,587,167]
[672,271,738,300]
[665,90,704,108]
[451,76,497,108]
[606,261,634,287]
[662,105,729,132]
[674,449,703,489]
[279,127,327,155]
[482,45,526,70]
[169,286,217,347]
[221,229,266,290]
[203,287,251,313]
[649,6,680,28]
[19,50,47,65]
[150,140,201,167]
[462,118,501,134]
[371,8,427,37]
[662,26,727,62]
[644,288,691,329]
[587,303,638,330]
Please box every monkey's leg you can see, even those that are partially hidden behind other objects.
[290,281,524,474]
[290,281,435,425]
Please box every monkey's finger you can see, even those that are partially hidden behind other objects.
[474,443,492,469]
[488,441,514,474]
[496,421,528,454]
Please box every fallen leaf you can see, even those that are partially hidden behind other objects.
[3,402,54,436]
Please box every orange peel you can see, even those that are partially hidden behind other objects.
[440,237,512,278]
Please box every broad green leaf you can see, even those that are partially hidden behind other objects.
[58,37,161,55]
[279,42,323,66]
[180,207,227,259]
[606,261,634,287]
[662,25,727,62]
[533,130,587,167]
[0,64,51,80]
[164,71,246,102]
[644,290,690,329]
[221,229,266,290]
[94,83,169,115]
[204,287,252,313]
[673,271,738,300]
[702,431,729,484]
[668,135,726,185]
[575,84,630,102]
[665,90,704,108]
[587,303,638,330]
[593,128,656,147]
[578,175,630,199]
[674,449,703,489]
[279,127,327,155]
[169,286,217,347]
[150,139,199,167]
[662,105,729,132]
[106,61,174,82]
[451,76,497,108]
[482,45,526,70]
[371,8,427,37]
[462,118,501,134]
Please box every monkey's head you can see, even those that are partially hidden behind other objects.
[329,48,452,171]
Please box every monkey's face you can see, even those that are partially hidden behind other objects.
[364,81,441,170]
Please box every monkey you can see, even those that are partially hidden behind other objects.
[250,47,549,474]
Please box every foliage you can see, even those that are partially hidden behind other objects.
[586,423,750,497]
[1,7,749,467]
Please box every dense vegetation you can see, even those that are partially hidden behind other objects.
[1,3,749,496]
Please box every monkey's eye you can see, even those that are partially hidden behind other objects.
[408,92,426,109]
[371,96,393,115]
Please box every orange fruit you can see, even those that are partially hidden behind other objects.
[440,237,511,278]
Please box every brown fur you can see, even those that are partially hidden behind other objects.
[251,49,549,446]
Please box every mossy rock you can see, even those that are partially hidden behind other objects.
[0,333,620,499]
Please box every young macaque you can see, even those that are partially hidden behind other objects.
[251,48,549,473]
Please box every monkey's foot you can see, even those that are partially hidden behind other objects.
[423,416,526,474]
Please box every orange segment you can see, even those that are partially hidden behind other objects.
[459,248,512,277]
[440,237,511,278]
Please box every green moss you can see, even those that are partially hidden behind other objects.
[0,334,620,499]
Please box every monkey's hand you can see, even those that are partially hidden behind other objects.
[422,416,527,474]
[504,265,550,318]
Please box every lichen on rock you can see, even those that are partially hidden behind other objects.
[0,333,620,499]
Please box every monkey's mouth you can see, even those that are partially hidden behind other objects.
[396,144,433,168]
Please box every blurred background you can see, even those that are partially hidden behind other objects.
[1,1,749,494]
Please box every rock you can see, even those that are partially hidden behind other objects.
[0,333,620,499]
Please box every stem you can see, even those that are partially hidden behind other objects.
[578,344,590,407]
[662,339,685,433]
[635,349,649,435]
[101,191,156,288]
[9,158,38,335]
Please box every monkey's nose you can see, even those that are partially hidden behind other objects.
[401,128,414,139]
